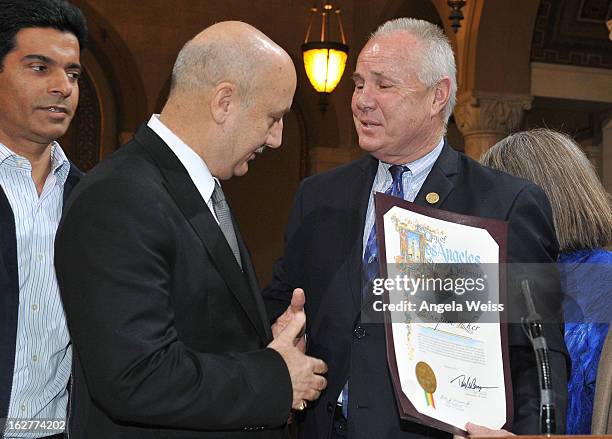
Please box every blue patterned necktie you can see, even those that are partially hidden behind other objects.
[362,165,409,298]
[341,164,409,418]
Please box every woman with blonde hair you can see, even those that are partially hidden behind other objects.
[481,128,612,434]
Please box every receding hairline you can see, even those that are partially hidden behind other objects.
[354,32,428,84]
[190,20,290,65]
[168,23,293,101]
[360,30,424,59]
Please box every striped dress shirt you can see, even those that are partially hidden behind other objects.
[0,142,71,438]
[362,139,444,254]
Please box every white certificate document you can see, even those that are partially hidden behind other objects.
[378,202,511,434]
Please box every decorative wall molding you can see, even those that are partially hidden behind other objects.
[453,92,533,158]
[454,92,533,135]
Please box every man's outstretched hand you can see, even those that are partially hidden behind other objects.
[272,288,306,352]
[268,311,327,410]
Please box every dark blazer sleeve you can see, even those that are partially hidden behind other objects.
[504,182,568,434]
[55,176,292,431]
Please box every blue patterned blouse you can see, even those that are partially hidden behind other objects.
[558,248,611,434]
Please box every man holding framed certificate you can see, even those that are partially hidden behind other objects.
[264,17,569,439]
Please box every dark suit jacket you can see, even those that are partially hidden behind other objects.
[0,162,82,428]
[264,143,569,439]
[54,125,292,438]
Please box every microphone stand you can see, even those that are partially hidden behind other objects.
[521,279,556,435]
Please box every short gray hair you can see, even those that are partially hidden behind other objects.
[481,129,612,252]
[371,18,457,125]
[170,39,256,105]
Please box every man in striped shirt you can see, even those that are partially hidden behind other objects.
[0,1,88,438]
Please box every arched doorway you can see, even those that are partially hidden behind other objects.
[59,49,116,171]
[60,0,148,170]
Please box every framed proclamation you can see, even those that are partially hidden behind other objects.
[372,192,513,436]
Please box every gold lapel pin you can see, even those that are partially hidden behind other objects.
[425,192,440,204]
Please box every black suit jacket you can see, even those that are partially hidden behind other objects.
[0,162,82,429]
[264,143,569,439]
[55,125,292,438]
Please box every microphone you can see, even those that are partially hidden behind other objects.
[521,279,556,435]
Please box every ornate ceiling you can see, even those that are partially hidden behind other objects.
[531,0,612,69]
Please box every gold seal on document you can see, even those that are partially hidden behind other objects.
[425,192,440,204]
[415,361,437,393]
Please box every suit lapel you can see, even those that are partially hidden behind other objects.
[413,141,458,209]
[347,155,379,310]
[134,125,269,344]
[233,219,273,342]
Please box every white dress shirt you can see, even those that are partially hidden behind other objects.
[147,114,220,223]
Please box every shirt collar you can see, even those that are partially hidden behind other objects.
[0,141,70,185]
[50,142,70,185]
[0,142,17,166]
[147,114,217,204]
[379,138,445,180]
